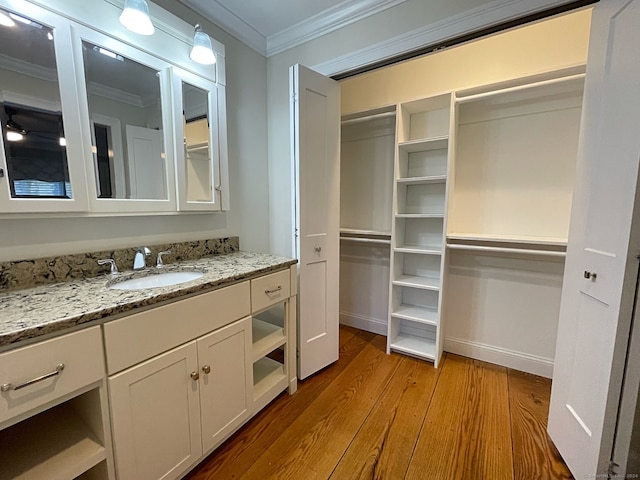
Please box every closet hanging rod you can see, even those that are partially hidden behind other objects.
[340,228,391,237]
[341,237,391,246]
[341,111,396,126]
[446,243,566,257]
[455,73,586,105]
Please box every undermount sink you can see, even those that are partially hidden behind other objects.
[109,271,204,290]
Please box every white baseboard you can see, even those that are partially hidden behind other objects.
[340,311,387,336]
[444,336,554,378]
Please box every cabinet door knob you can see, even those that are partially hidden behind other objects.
[202,365,211,374]
[584,270,597,280]
[190,371,200,381]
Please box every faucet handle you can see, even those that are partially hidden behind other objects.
[156,250,171,268]
[98,258,119,275]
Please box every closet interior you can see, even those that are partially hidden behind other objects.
[338,65,586,377]
[339,106,396,335]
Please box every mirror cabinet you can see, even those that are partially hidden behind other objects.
[0,0,227,214]
[172,67,228,211]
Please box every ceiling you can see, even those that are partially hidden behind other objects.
[177,0,406,56]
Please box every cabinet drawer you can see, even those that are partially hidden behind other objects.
[104,281,250,374]
[0,326,104,425]
[251,269,291,313]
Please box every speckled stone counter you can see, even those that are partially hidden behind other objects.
[0,251,297,349]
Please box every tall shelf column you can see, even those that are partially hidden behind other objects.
[387,94,452,366]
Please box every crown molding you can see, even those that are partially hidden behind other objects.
[0,54,57,83]
[312,0,581,76]
[267,0,406,56]
[176,0,266,55]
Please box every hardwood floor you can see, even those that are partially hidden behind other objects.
[186,326,572,480]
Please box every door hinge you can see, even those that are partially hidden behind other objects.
[291,93,298,103]
[0,168,4,178]
[294,228,299,238]
[608,460,620,477]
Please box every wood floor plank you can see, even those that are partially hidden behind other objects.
[406,354,513,480]
[508,369,573,480]
[186,326,377,479]
[329,354,441,480]
[240,334,400,479]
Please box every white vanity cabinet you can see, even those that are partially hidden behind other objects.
[103,265,297,480]
[0,326,114,479]
[107,317,251,480]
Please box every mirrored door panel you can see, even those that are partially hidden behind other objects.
[183,83,213,203]
[0,9,71,200]
[172,67,220,211]
[81,39,168,201]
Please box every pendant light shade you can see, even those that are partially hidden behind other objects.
[190,25,216,65]
[119,0,155,36]
[0,11,15,27]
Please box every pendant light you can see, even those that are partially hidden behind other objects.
[119,0,155,36]
[190,24,216,65]
[0,11,15,27]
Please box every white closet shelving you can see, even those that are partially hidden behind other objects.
[441,69,585,377]
[339,106,396,335]
[387,93,452,365]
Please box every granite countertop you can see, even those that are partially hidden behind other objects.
[0,252,297,349]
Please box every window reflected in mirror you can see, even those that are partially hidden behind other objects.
[82,40,167,200]
[182,82,213,203]
[0,10,72,199]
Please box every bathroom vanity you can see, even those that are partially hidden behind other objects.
[0,247,297,480]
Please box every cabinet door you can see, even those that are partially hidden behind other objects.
[108,342,202,480]
[197,316,252,453]
[548,0,640,477]
[290,63,341,379]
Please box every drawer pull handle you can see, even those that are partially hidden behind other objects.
[265,285,283,294]
[1,363,65,392]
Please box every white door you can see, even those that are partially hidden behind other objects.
[290,64,340,379]
[126,125,166,199]
[548,1,640,477]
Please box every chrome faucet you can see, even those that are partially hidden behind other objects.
[133,247,151,270]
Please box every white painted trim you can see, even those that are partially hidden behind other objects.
[444,336,554,378]
[267,0,406,57]
[0,54,57,83]
[340,311,388,336]
[176,0,266,56]
[312,0,582,76]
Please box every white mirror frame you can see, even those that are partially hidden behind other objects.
[171,66,222,212]
[0,0,89,214]
[0,0,227,217]
[71,23,176,213]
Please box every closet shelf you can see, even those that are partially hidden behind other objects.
[397,175,447,185]
[391,305,439,325]
[340,228,391,237]
[398,136,448,152]
[446,243,566,258]
[392,275,441,291]
[341,237,391,246]
[394,245,442,255]
[447,233,567,246]
[389,334,436,360]
[396,213,445,219]
[341,111,396,126]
